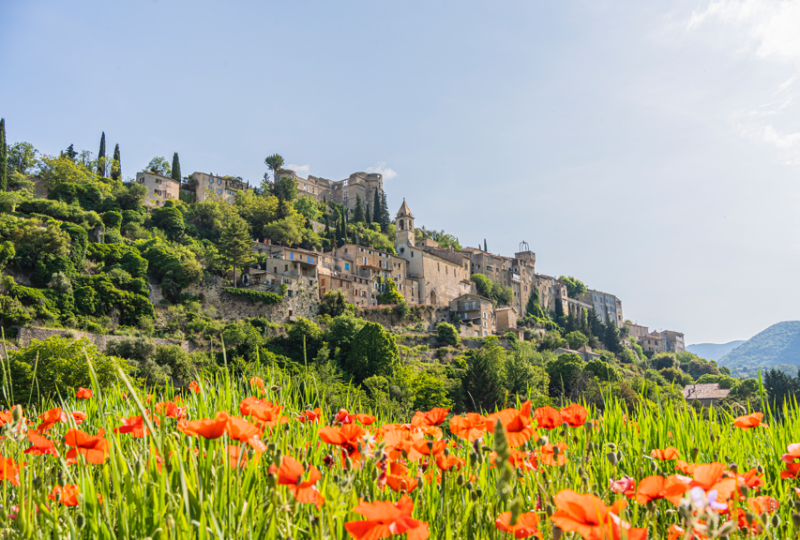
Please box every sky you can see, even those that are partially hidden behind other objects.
[2,0,799,345]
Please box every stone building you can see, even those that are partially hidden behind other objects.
[190,172,251,204]
[624,322,649,340]
[651,330,686,353]
[534,274,569,315]
[449,294,496,337]
[276,169,383,214]
[394,201,472,306]
[459,243,537,317]
[579,289,624,328]
[135,171,180,207]
[496,306,519,333]
[638,333,665,354]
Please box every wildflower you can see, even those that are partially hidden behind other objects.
[71,411,87,425]
[225,415,267,452]
[490,449,538,471]
[113,415,159,438]
[276,455,325,508]
[733,412,767,429]
[76,387,93,399]
[24,432,58,456]
[411,407,449,427]
[179,413,228,440]
[188,381,200,393]
[240,397,288,427]
[635,475,689,506]
[781,443,800,464]
[155,401,187,420]
[560,404,588,428]
[486,402,536,448]
[412,440,447,457]
[249,376,265,393]
[48,484,80,506]
[534,406,562,430]
[318,424,368,464]
[344,495,429,540]
[449,413,487,442]
[435,453,465,472]
[385,462,419,493]
[689,463,736,502]
[495,511,543,539]
[781,462,800,479]
[36,407,67,432]
[650,447,680,460]
[0,457,22,485]
[226,445,248,468]
[667,524,707,540]
[64,429,108,465]
[296,408,322,423]
[540,442,567,467]
[335,409,376,426]
[610,476,636,498]
[550,489,646,540]
[675,460,698,475]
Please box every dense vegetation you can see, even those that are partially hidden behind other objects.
[720,321,800,378]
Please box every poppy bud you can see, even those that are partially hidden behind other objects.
[444,447,450,457]
[757,465,764,474]
[646,500,656,513]
[587,441,595,452]
[771,514,781,528]
[793,500,800,512]
[266,472,277,488]
[740,485,750,497]
[274,450,283,465]
[76,515,85,529]
[691,447,700,461]
[472,439,482,453]
[551,525,563,540]
[466,481,474,491]
[537,437,548,447]
[745,512,757,525]
[268,442,277,453]
[370,468,379,481]
[12,405,22,423]
[791,513,800,528]
[728,462,738,474]
[470,490,478,502]
[456,473,465,486]
[606,443,617,450]
[481,445,491,453]
[270,385,280,393]
[332,474,340,483]
[476,488,484,498]
[584,421,594,431]
[606,452,618,466]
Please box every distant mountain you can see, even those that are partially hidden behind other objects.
[719,321,800,378]
[686,341,746,361]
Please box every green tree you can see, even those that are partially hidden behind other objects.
[325,314,366,363]
[353,194,365,223]
[97,132,106,176]
[505,351,549,400]
[461,337,506,412]
[264,154,284,183]
[546,353,585,397]
[151,203,186,241]
[371,189,381,228]
[411,371,453,410]
[7,142,38,175]
[62,144,77,161]
[437,322,460,347]
[525,287,545,318]
[379,190,390,233]
[273,175,298,203]
[0,189,33,213]
[365,202,372,225]
[344,322,398,384]
[171,152,182,182]
[559,276,587,299]
[146,156,171,176]
[554,297,565,323]
[483,239,487,252]
[587,308,604,338]
[111,143,121,180]
[377,276,404,305]
[603,320,622,353]
[219,213,255,288]
[565,330,588,350]
[585,358,621,382]
[319,290,349,317]
[287,317,324,363]
[0,118,6,191]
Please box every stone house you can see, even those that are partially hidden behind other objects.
[135,171,180,208]
[276,169,383,214]
[189,172,251,204]
[625,322,649,340]
[639,333,665,354]
[682,383,730,406]
[459,244,536,317]
[496,306,519,333]
[449,294,496,337]
[579,289,624,328]
[535,274,569,315]
[651,330,686,353]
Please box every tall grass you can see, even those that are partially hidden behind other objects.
[0,356,796,539]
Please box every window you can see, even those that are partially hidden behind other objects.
[217,178,222,185]
[307,256,313,264]
[284,265,288,271]
[398,274,402,280]
[289,252,294,260]
[321,279,326,286]
[411,252,414,257]
[217,188,222,195]
[345,263,350,271]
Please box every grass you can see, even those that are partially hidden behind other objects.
[0,357,796,539]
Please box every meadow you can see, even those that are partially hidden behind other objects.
[0,356,795,540]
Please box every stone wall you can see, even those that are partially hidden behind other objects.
[16,327,186,352]
[358,305,450,331]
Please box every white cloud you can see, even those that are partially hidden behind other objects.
[285,164,310,178]
[365,162,398,180]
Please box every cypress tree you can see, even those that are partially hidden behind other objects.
[365,202,372,225]
[97,132,106,176]
[64,144,77,161]
[603,319,622,353]
[555,297,565,324]
[171,152,182,182]
[0,118,6,192]
[484,239,487,252]
[372,189,381,227]
[111,144,121,180]
[353,194,365,223]
[379,190,390,233]
[588,308,604,338]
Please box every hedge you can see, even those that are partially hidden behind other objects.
[222,287,283,305]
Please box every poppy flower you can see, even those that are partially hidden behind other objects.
[276,455,325,508]
[449,413,487,442]
[490,449,538,472]
[435,453,465,472]
[179,413,229,440]
[411,408,449,427]
[318,424,368,464]
[249,376,265,393]
[540,442,567,467]
[667,524,707,540]
[486,402,536,448]
[733,412,767,429]
[114,415,160,438]
[689,463,737,503]
[155,401,187,420]
[64,429,108,465]
[781,443,800,464]
[48,484,80,506]
[344,495,429,540]
[412,440,447,457]
[748,496,779,514]
[495,511,543,539]
[650,447,680,460]
[36,407,67,432]
[675,460,698,475]
[781,462,800,479]
[24,432,58,456]
[297,408,322,423]
[534,407,562,430]
[736,468,764,491]
[635,475,689,506]
[386,463,419,493]
[226,445,248,468]
[188,381,200,393]
[335,409,376,426]
[76,387,93,399]
[610,477,636,498]
[0,457,22,485]
[560,404,588,428]
[225,415,267,452]
[550,489,647,540]
[240,398,288,427]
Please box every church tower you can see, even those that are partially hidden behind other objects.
[395,199,415,247]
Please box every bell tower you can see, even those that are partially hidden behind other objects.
[395,199,415,247]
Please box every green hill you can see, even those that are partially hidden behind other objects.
[719,321,800,377]
[686,340,746,361]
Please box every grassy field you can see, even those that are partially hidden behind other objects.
[0,359,795,539]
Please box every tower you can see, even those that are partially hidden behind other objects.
[395,199,415,247]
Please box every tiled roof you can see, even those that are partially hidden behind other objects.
[682,384,730,400]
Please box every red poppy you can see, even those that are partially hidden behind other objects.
[781,462,800,479]
[155,401,187,420]
[344,495,429,540]
[449,413,487,442]
[188,381,200,393]
[560,404,588,428]
[650,447,680,460]
[435,453,465,472]
[240,397,288,427]
[297,408,322,423]
[495,511,543,539]
[64,429,108,465]
[48,484,80,506]
[318,424,368,463]
[225,415,267,452]
[782,443,800,464]
[385,462,419,493]
[486,402,536,448]
[24,432,58,456]
[411,408,449,427]
[550,489,647,540]
[179,413,228,440]
[667,524,707,540]
[0,457,22,485]
[690,463,737,502]
[226,445,248,468]
[36,407,67,432]
[76,387,93,399]
[71,411,87,425]
[635,475,689,506]
[540,442,567,467]
[610,477,636,499]
[335,409,376,426]
[534,406,562,430]
[249,376,265,393]
[412,440,447,457]
[675,460,698,475]
[114,415,160,438]
[276,455,325,508]
[733,412,767,429]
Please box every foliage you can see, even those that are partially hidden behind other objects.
[146,156,171,176]
[411,371,453,410]
[546,352,585,398]
[558,275,587,299]
[376,276,404,305]
[584,358,621,382]
[564,330,588,350]
[318,290,348,317]
[287,317,324,363]
[461,337,506,412]
[343,322,398,384]
[218,213,254,286]
[436,322,460,347]
[221,287,283,305]
[470,273,513,305]
[151,203,186,241]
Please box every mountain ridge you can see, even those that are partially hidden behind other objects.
[686,340,746,361]
[719,321,800,377]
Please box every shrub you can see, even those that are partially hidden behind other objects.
[460,337,506,412]
[411,371,453,410]
[319,290,348,317]
[287,317,324,362]
[585,358,621,382]
[546,353,585,397]
[343,322,398,384]
[436,322,460,347]
[222,287,283,304]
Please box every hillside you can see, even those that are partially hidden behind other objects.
[686,340,746,361]
[719,321,800,377]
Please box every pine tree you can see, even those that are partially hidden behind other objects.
[171,152,182,182]
[461,339,506,412]
[365,202,372,225]
[97,132,106,176]
[0,118,6,192]
[353,194,365,223]
[588,308,604,338]
[555,297,565,324]
[603,319,622,354]
[484,239,487,252]
[379,190,390,233]
[372,189,381,227]
[63,144,77,161]
[219,214,255,288]
[111,144,121,180]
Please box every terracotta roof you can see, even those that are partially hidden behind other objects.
[682,384,730,400]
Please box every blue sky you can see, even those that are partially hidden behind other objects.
[2,0,799,344]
